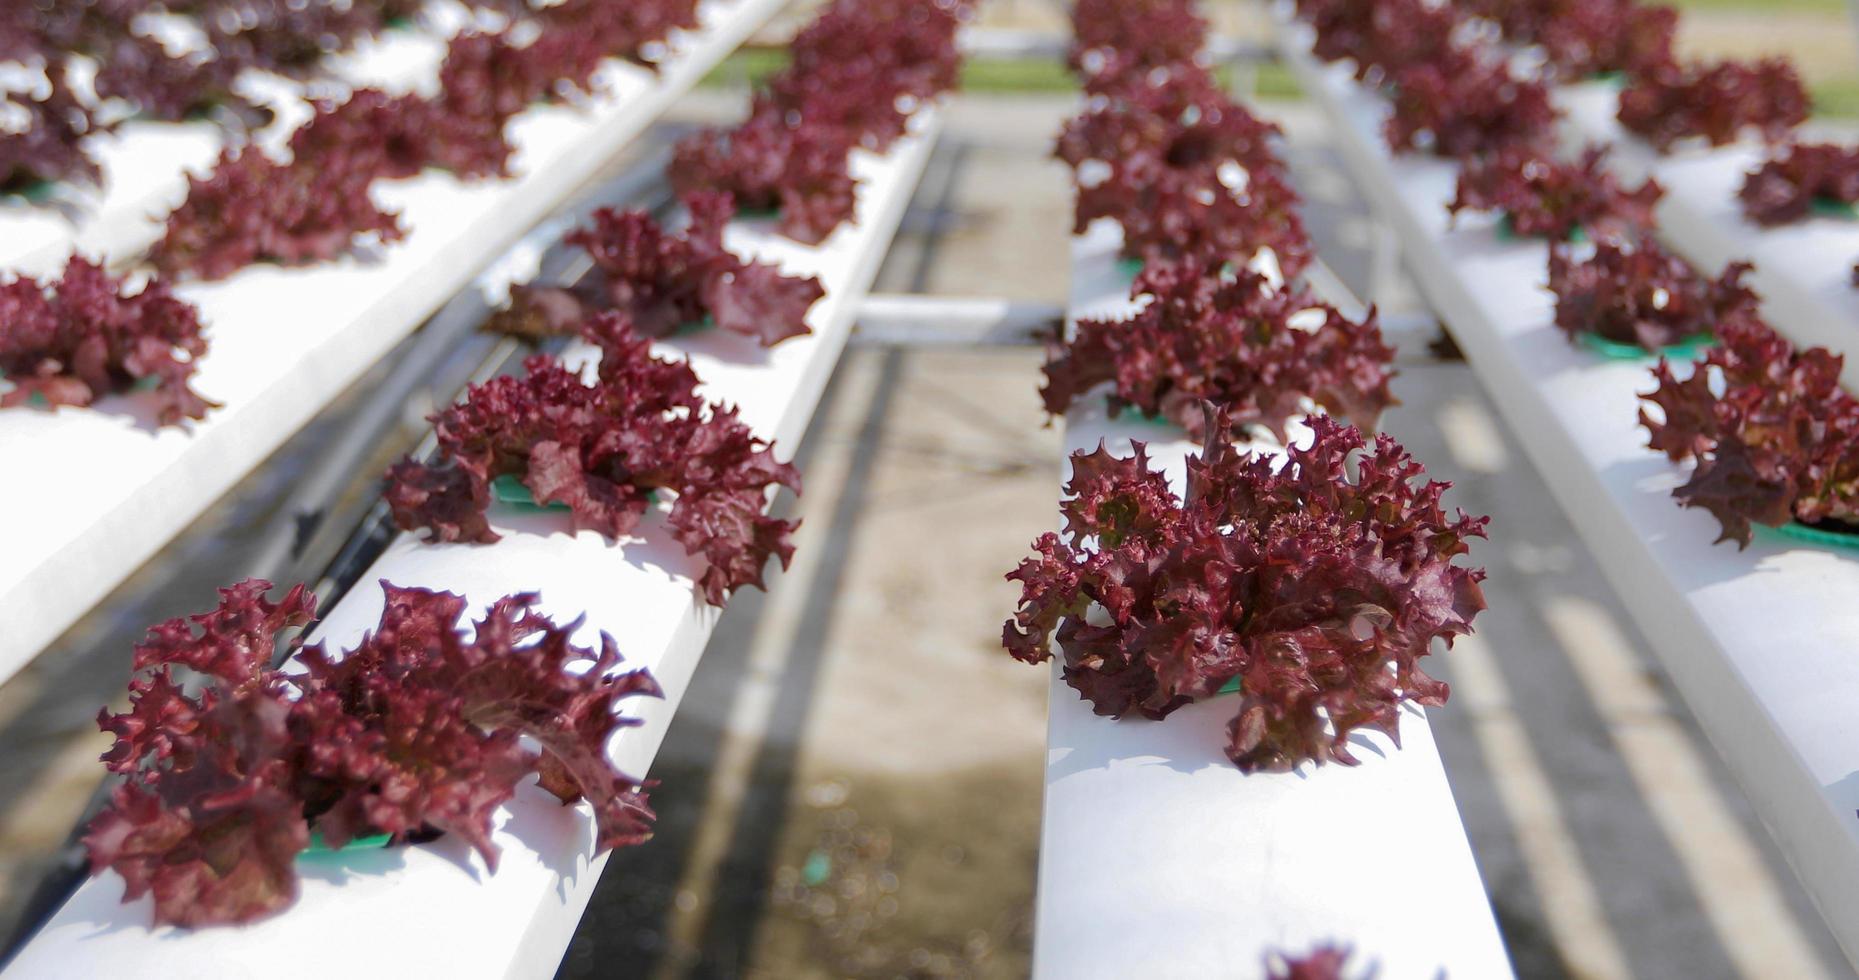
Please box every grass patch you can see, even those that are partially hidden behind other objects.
[701,51,1305,100]
[708,49,1859,116]
[1814,79,1859,119]
[698,47,788,88]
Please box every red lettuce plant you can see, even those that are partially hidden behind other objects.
[289,85,513,182]
[289,0,717,189]
[1041,263,1394,440]
[774,0,963,148]
[92,33,266,126]
[435,29,549,125]
[1266,944,1358,980]
[672,107,863,246]
[1467,0,1676,79]
[0,256,215,424]
[151,146,405,280]
[672,0,964,244]
[84,578,659,927]
[288,89,433,179]
[1068,0,1209,89]
[412,27,572,179]
[1542,1,1676,79]
[1384,58,1558,159]
[1,1,268,126]
[1740,143,1859,227]
[527,0,704,83]
[1461,0,1559,44]
[1641,317,1859,545]
[1003,412,1488,772]
[387,313,800,606]
[193,0,391,79]
[1295,0,1464,79]
[1447,145,1663,241]
[1055,80,1311,275]
[1549,235,1758,351]
[0,77,102,192]
[492,192,822,347]
[1619,59,1810,152]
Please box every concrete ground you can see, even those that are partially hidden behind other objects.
[4,50,1859,980]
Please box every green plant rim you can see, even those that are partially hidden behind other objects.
[301,831,393,856]
[1108,403,1180,430]
[673,314,717,337]
[491,474,566,511]
[1216,676,1241,696]
[1496,213,1586,244]
[1116,256,1144,278]
[4,179,57,204]
[11,375,159,408]
[1764,520,1859,551]
[1811,196,1859,220]
[1576,332,1714,361]
[492,474,655,509]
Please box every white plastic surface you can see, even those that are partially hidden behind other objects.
[1559,84,1859,391]
[1277,18,1859,967]
[2,115,942,980]
[0,0,787,689]
[1031,219,1513,980]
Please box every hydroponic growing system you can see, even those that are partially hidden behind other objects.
[2,0,1858,977]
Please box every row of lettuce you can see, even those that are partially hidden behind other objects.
[1,0,970,931]
[0,0,720,421]
[1300,0,1859,550]
[1003,1,1491,976]
[1,1,706,193]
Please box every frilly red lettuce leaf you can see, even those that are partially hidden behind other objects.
[151,144,406,280]
[387,313,800,606]
[86,578,660,928]
[289,87,508,183]
[1640,317,1859,545]
[1384,57,1559,159]
[0,75,102,192]
[671,0,966,244]
[673,107,863,246]
[195,0,389,80]
[1003,412,1488,772]
[1294,0,1464,79]
[293,584,659,858]
[436,28,545,117]
[1448,144,1663,241]
[492,192,821,347]
[86,579,316,927]
[0,255,216,424]
[773,0,963,150]
[1055,77,1311,275]
[1068,0,1210,92]
[1619,58,1809,152]
[1740,142,1859,227]
[1548,234,1759,351]
[1041,262,1395,440]
[92,33,266,126]
[1266,943,1359,980]
[1466,0,1676,79]
[532,0,704,81]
